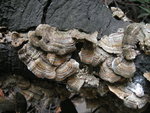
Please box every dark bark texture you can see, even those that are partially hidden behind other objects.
[0,0,128,38]
[0,43,35,78]
[0,0,48,31]
[0,43,22,73]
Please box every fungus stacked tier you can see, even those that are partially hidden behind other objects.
[4,23,150,109]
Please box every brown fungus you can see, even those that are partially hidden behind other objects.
[111,57,136,78]
[98,29,124,54]
[55,59,79,81]
[29,24,76,55]
[99,58,121,83]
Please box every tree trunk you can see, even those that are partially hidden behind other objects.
[0,0,150,113]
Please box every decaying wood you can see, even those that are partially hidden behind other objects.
[0,1,150,113]
[0,22,150,113]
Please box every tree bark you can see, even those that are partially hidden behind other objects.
[0,0,129,37]
[0,0,150,113]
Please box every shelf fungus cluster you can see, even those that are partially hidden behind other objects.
[108,84,146,109]
[8,23,150,109]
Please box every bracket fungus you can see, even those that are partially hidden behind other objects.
[55,59,79,81]
[143,72,150,81]
[79,45,109,66]
[123,23,150,59]
[111,57,136,78]
[98,30,124,54]
[108,85,147,109]
[30,25,76,55]
[7,23,150,110]
[99,58,121,83]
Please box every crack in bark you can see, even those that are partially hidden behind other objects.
[41,0,52,24]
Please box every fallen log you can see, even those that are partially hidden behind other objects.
[0,0,150,113]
